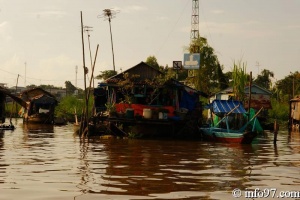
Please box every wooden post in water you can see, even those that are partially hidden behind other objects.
[273,119,279,144]
[248,71,252,121]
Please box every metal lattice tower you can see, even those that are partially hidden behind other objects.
[190,0,200,53]
[190,0,199,40]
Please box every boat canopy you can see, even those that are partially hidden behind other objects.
[210,100,247,114]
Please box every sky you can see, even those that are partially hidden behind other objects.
[0,0,299,89]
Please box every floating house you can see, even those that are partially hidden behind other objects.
[209,84,272,110]
[0,88,5,123]
[92,62,207,138]
[0,86,27,129]
[20,88,58,124]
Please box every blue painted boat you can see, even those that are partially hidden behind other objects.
[200,100,262,144]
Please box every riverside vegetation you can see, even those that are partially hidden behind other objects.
[4,36,299,127]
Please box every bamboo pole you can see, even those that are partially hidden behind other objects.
[79,11,88,137]
[273,119,279,145]
[248,71,252,114]
[214,104,240,127]
[248,107,264,122]
[238,107,264,132]
[87,45,99,100]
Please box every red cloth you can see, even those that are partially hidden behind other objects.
[115,103,174,117]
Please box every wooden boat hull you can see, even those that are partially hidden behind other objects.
[200,127,257,144]
[24,113,54,124]
[0,123,15,130]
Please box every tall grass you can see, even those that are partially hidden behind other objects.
[55,95,94,122]
[5,102,22,118]
[232,61,248,101]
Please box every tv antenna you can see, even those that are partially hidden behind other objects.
[98,9,120,72]
[83,26,93,68]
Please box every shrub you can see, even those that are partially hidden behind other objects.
[268,98,289,121]
[55,95,94,122]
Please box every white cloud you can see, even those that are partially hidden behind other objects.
[0,21,12,41]
[200,21,274,39]
[119,5,147,13]
[30,10,68,20]
[1,55,79,87]
[0,54,25,87]
[0,21,8,28]
[285,24,300,30]
[156,16,169,21]
[211,9,224,14]
[1,54,22,71]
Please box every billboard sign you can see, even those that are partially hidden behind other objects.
[183,53,200,69]
[173,61,182,70]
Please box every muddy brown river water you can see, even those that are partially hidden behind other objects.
[0,118,299,200]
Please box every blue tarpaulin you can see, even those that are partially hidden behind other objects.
[179,90,198,111]
[210,100,247,114]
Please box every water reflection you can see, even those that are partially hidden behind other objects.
[74,132,300,200]
[74,140,255,199]
[23,123,54,134]
[0,131,5,185]
[0,119,299,200]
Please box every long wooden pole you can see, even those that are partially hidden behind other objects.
[80,11,88,136]
[248,107,264,122]
[86,44,99,117]
[248,71,252,114]
[239,106,264,132]
[108,18,116,72]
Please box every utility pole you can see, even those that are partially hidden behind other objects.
[84,26,93,70]
[75,65,78,88]
[24,62,27,87]
[84,25,94,88]
[98,9,119,72]
[256,61,260,76]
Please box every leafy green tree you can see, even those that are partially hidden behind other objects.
[26,84,38,89]
[55,95,93,122]
[224,71,233,85]
[116,72,140,104]
[186,37,228,95]
[275,71,300,101]
[65,81,77,95]
[267,71,300,122]
[26,84,63,92]
[145,57,187,81]
[216,64,228,90]
[254,69,274,90]
[39,84,62,90]
[95,70,117,80]
[145,55,160,70]
[268,98,289,121]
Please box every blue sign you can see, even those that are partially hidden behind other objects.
[183,53,200,69]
